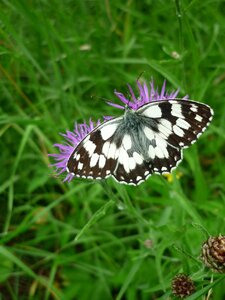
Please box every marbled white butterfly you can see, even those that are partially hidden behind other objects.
[66,100,213,185]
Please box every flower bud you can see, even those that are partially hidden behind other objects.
[171,274,195,298]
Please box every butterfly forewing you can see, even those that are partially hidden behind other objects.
[138,100,213,149]
[66,99,213,185]
[67,119,121,179]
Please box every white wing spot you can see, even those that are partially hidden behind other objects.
[148,145,156,159]
[142,105,162,118]
[158,127,169,139]
[159,146,169,158]
[176,118,190,130]
[128,157,136,170]
[100,123,118,141]
[83,140,96,156]
[161,119,172,130]
[119,148,130,173]
[102,141,110,156]
[155,136,169,158]
[155,146,165,158]
[173,125,185,137]
[90,153,99,167]
[136,176,142,181]
[78,162,83,170]
[108,143,117,159]
[133,152,143,165]
[122,134,132,150]
[158,120,172,138]
[195,114,203,122]
[144,126,155,140]
[115,149,120,159]
[99,155,106,168]
[171,104,182,118]
[190,105,198,112]
[76,154,80,161]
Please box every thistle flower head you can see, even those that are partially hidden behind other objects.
[171,274,195,298]
[201,235,225,273]
[107,80,188,110]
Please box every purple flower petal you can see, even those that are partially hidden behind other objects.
[110,80,188,110]
[106,101,125,110]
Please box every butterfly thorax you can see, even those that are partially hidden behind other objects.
[115,108,151,158]
[123,108,142,130]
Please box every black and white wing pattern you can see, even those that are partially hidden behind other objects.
[67,99,213,185]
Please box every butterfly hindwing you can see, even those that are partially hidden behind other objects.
[112,144,152,185]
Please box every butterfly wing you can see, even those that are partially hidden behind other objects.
[111,119,183,185]
[113,99,213,185]
[137,99,213,149]
[131,99,213,175]
[111,136,153,185]
[112,144,183,185]
[67,118,122,180]
[67,99,213,186]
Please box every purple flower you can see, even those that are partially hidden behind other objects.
[50,80,188,182]
[49,119,101,182]
[107,80,188,110]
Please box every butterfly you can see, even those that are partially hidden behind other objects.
[66,99,213,185]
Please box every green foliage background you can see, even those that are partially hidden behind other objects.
[0,0,225,299]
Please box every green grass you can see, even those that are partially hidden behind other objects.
[1,0,225,299]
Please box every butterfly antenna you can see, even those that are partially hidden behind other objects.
[136,71,145,82]
[90,95,112,104]
[123,90,132,110]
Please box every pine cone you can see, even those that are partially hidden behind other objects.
[201,235,225,273]
[171,274,195,298]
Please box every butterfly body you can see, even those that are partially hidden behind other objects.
[66,99,213,185]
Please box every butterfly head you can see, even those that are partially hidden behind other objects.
[124,103,135,113]
[124,104,136,120]
[123,105,142,131]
